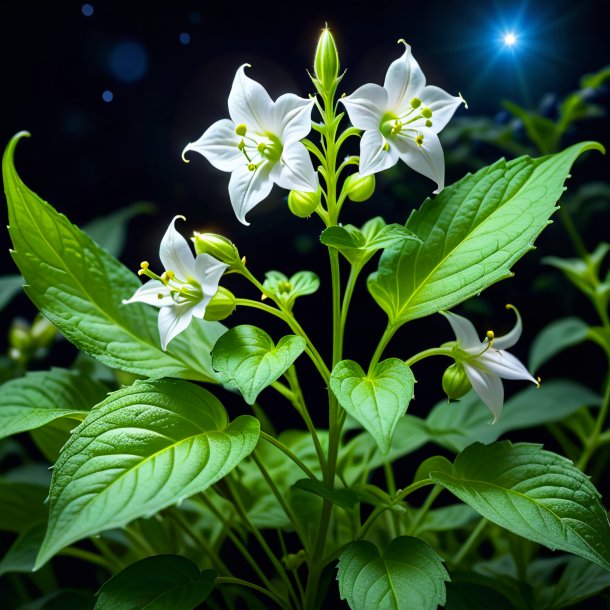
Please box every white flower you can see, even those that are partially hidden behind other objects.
[341,40,465,193]
[182,64,318,225]
[123,216,228,351]
[442,307,538,422]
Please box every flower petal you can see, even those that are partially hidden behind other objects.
[358,129,399,176]
[477,349,538,384]
[492,306,523,350]
[192,253,229,317]
[228,64,274,133]
[159,216,196,279]
[273,94,314,145]
[394,128,445,193]
[158,304,194,351]
[122,280,172,308]
[228,162,274,225]
[384,42,426,112]
[182,119,243,172]
[441,311,481,348]
[464,363,504,423]
[341,84,387,131]
[273,142,318,192]
[421,86,464,133]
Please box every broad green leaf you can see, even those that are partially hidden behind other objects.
[426,380,600,452]
[94,555,215,610]
[35,379,259,568]
[0,521,46,576]
[0,367,108,440]
[262,270,319,309]
[545,556,610,608]
[320,217,418,268]
[0,274,23,311]
[429,442,610,571]
[368,142,604,327]
[211,325,306,405]
[0,478,48,533]
[529,317,590,371]
[330,359,415,454]
[292,478,359,511]
[30,417,81,462]
[337,536,449,610]
[3,132,225,382]
[503,100,559,154]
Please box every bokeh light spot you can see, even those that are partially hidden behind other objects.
[179,32,191,45]
[81,4,94,17]
[503,32,517,46]
[109,41,148,83]
[102,90,113,102]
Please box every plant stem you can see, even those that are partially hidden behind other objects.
[407,485,442,535]
[405,347,455,367]
[215,577,286,608]
[450,518,488,566]
[577,369,610,470]
[369,323,397,370]
[260,431,318,480]
[59,547,114,572]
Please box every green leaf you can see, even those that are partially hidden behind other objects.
[94,555,215,610]
[529,317,590,371]
[337,536,449,610]
[330,359,415,454]
[3,132,225,383]
[368,142,604,327]
[0,477,48,533]
[320,217,418,268]
[546,556,610,608]
[35,379,259,568]
[292,478,359,511]
[429,441,610,571]
[0,521,46,576]
[426,380,600,452]
[262,270,320,309]
[0,367,108,440]
[0,274,23,311]
[211,325,306,405]
[30,417,82,462]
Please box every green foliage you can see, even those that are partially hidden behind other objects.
[211,325,306,404]
[35,379,259,568]
[0,468,49,533]
[337,536,449,610]
[262,270,320,309]
[94,555,216,610]
[529,317,591,371]
[368,142,604,327]
[0,274,22,311]
[0,521,45,576]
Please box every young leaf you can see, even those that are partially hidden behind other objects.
[262,270,320,310]
[35,379,259,568]
[529,317,590,372]
[3,132,225,383]
[0,368,108,440]
[330,359,415,454]
[211,325,306,404]
[94,555,215,610]
[429,442,610,571]
[337,536,449,610]
[368,142,604,328]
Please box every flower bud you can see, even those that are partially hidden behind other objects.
[442,363,472,400]
[314,27,339,92]
[283,549,306,571]
[288,190,320,218]
[344,172,375,202]
[193,233,241,266]
[204,287,236,321]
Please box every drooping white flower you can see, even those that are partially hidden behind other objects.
[182,65,318,225]
[123,216,228,351]
[341,40,465,193]
[442,307,538,422]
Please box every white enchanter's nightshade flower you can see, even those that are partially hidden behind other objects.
[341,40,465,193]
[123,216,228,351]
[442,306,538,422]
[182,65,318,225]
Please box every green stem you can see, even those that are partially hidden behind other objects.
[260,431,318,480]
[90,536,126,571]
[59,547,114,572]
[405,347,455,367]
[450,518,489,566]
[215,577,286,608]
[407,485,442,535]
[369,323,397,370]
[559,205,589,261]
[577,371,610,470]
[339,265,362,341]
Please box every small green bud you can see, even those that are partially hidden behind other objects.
[192,232,241,266]
[314,27,339,92]
[9,320,32,352]
[30,314,57,348]
[288,189,320,218]
[442,363,472,400]
[204,287,236,321]
[283,549,306,571]
[344,172,376,202]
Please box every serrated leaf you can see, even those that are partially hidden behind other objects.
[337,536,449,610]
[0,368,108,440]
[330,359,415,455]
[262,270,319,309]
[0,274,23,311]
[429,441,610,571]
[0,521,46,576]
[529,317,590,371]
[3,132,225,383]
[368,142,604,327]
[211,325,306,405]
[94,555,215,610]
[35,379,259,568]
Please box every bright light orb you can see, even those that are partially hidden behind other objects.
[503,32,517,46]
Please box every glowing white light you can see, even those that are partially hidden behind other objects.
[503,32,517,46]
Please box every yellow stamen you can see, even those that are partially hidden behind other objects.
[235,123,247,136]
[422,107,432,118]
[415,134,424,146]
[425,119,433,128]
[410,97,421,109]
[486,330,494,341]
[247,163,257,172]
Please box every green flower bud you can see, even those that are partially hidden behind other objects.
[30,314,57,348]
[204,286,236,321]
[283,549,306,571]
[193,232,241,266]
[288,190,320,218]
[9,320,32,352]
[314,27,339,92]
[442,363,472,400]
[344,172,376,202]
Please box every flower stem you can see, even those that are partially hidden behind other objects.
[259,431,318,480]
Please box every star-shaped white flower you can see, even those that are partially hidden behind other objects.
[442,307,538,422]
[182,64,318,225]
[341,40,465,193]
[123,216,228,351]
